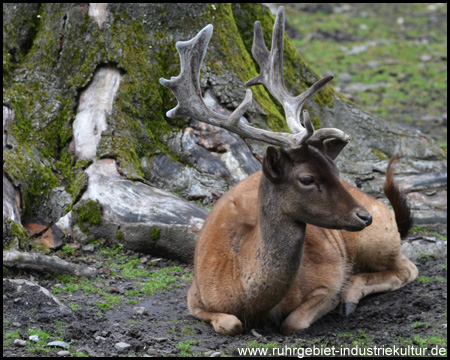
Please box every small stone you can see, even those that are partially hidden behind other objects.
[47,340,70,349]
[153,337,168,343]
[210,351,221,357]
[57,350,70,356]
[251,328,263,338]
[339,72,353,83]
[146,347,160,356]
[419,54,432,62]
[29,334,39,342]
[82,244,95,252]
[115,342,131,351]
[14,339,27,346]
[133,306,147,315]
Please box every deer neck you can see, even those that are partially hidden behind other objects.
[241,175,306,310]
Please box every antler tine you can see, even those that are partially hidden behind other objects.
[245,6,334,137]
[160,24,299,148]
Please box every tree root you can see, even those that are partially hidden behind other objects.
[3,250,97,277]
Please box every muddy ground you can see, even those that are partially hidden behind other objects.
[3,242,447,357]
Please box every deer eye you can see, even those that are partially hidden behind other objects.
[299,176,314,185]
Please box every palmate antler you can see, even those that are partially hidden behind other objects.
[160,6,350,149]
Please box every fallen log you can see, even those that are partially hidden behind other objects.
[3,250,97,277]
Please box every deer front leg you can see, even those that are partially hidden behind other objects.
[187,280,243,336]
[280,287,339,335]
[340,253,418,316]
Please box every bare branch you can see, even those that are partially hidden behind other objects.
[3,250,97,277]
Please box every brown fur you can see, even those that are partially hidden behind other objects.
[187,151,418,335]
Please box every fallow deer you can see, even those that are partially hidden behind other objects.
[160,7,418,336]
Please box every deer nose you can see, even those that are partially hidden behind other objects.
[357,212,372,226]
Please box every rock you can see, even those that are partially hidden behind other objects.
[286,3,334,14]
[305,30,360,43]
[115,342,131,351]
[82,244,96,252]
[338,72,353,83]
[47,341,70,349]
[4,279,70,314]
[133,307,147,315]
[24,223,48,236]
[345,82,390,93]
[29,335,39,342]
[398,172,447,193]
[57,350,71,356]
[401,239,447,260]
[419,54,432,62]
[14,339,27,346]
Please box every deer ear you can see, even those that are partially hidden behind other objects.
[263,146,285,183]
[307,137,349,160]
[322,138,348,160]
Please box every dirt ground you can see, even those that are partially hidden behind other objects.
[3,244,447,357]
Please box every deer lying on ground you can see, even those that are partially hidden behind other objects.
[160,7,418,336]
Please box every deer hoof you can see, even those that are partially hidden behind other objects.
[337,301,358,317]
[212,314,243,336]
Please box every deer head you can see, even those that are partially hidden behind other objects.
[160,6,372,231]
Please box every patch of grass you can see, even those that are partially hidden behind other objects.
[98,243,124,258]
[246,340,280,350]
[411,321,432,329]
[26,329,54,354]
[286,3,447,143]
[114,257,150,278]
[68,302,82,311]
[417,276,432,284]
[176,339,200,357]
[60,244,75,256]
[417,253,438,262]
[181,325,196,335]
[142,266,186,295]
[3,329,21,347]
[336,329,376,347]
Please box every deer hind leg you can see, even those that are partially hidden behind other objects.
[280,286,339,335]
[187,281,243,336]
[340,253,418,316]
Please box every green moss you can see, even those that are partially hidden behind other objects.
[74,199,102,234]
[310,116,321,129]
[8,220,30,250]
[116,230,124,240]
[371,148,389,160]
[151,228,161,241]
[30,241,51,254]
